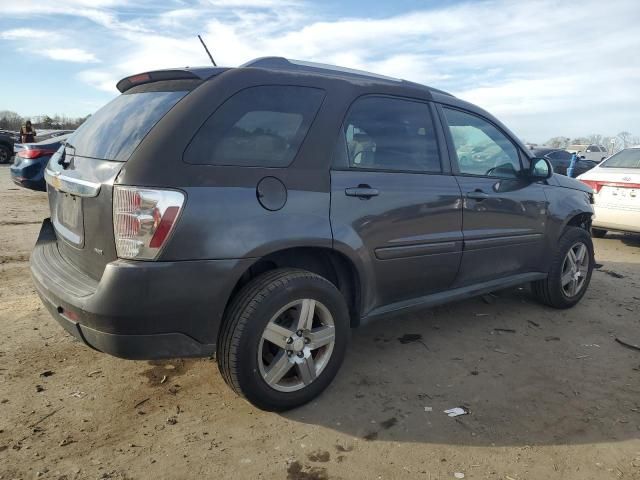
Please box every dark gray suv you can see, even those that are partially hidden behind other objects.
[31,57,595,410]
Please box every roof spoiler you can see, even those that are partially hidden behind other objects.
[116,67,228,93]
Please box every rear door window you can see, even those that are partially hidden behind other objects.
[339,96,441,173]
[67,81,193,161]
[184,85,325,167]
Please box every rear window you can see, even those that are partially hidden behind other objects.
[67,84,190,161]
[601,149,640,168]
[184,85,325,167]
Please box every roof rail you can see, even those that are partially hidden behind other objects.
[242,57,403,83]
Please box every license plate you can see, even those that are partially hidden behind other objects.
[58,193,81,230]
[50,188,84,245]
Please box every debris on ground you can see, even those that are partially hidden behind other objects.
[59,436,75,447]
[481,293,497,304]
[398,333,422,344]
[160,375,167,384]
[615,337,640,352]
[444,407,469,417]
[424,406,433,412]
[39,370,54,377]
[167,416,178,425]
[493,328,516,334]
[29,408,64,428]
[527,320,541,328]
[545,336,560,342]
[601,270,625,279]
[87,370,102,377]
[134,398,150,409]
[454,472,465,478]
[397,334,429,350]
[35,385,45,392]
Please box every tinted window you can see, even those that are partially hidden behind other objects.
[185,86,324,167]
[547,150,571,160]
[601,149,640,168]
[444,108,521,178]
[342,97,440,172]
[68,89,188,161]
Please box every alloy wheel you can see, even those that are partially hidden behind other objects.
[561,242,590,297]
[258,299,336,393]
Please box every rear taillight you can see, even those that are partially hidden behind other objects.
[580,179,640,193]
[113,186,185,260]
[17,149,56,159]
[579,180,604,193]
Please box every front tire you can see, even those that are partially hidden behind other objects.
[532,226,594,309]
[218,268,349,411]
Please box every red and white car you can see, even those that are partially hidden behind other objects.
[577,146,640,237]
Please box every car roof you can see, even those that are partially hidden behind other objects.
[117,57,455,97]
[241,57,454,96]
[532,147,563,154]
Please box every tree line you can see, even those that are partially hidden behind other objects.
[0,110,89,132]
[543,132,639,153]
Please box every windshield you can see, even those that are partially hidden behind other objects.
[601,149,640,168]
[67,89,188,161]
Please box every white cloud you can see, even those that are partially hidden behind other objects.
[42,48,99,63]
[0,28,59,40]
[4,0,640,141]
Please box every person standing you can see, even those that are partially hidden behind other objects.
[20,120,36,143]
[567,151,580,178]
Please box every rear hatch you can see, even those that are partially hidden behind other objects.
[45,78,199,280]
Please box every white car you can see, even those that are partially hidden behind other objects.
[577,146,640,237]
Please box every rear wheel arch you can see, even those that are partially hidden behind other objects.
[220,247,362,334]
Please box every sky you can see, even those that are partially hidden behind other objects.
[0,0,639,143]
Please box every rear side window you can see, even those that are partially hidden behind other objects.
[68,86,190,161]
[601,149,640,168]
[548,150,571,160]
[185,86,325,167]
[340,96,441,173]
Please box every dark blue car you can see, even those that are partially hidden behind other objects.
[10,134,70,191]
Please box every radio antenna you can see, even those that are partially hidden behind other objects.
[197,35,217,67]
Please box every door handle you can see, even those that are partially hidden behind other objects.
[345,185,379,199]
[465,190,489,200]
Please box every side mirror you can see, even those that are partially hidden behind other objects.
[530,157,553,180]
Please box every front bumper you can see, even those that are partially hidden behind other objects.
[30,219,253,360]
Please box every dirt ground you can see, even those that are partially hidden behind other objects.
[0,164,639,480]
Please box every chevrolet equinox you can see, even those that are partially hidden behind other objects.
[32,57,595,410]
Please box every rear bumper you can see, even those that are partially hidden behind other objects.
[593,205,640,234]
[30,219,253,360]
[10,161,46,191]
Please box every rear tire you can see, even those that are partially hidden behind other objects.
[218,268,349,411]
[532,226,594,309]
[591,228,607,238]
